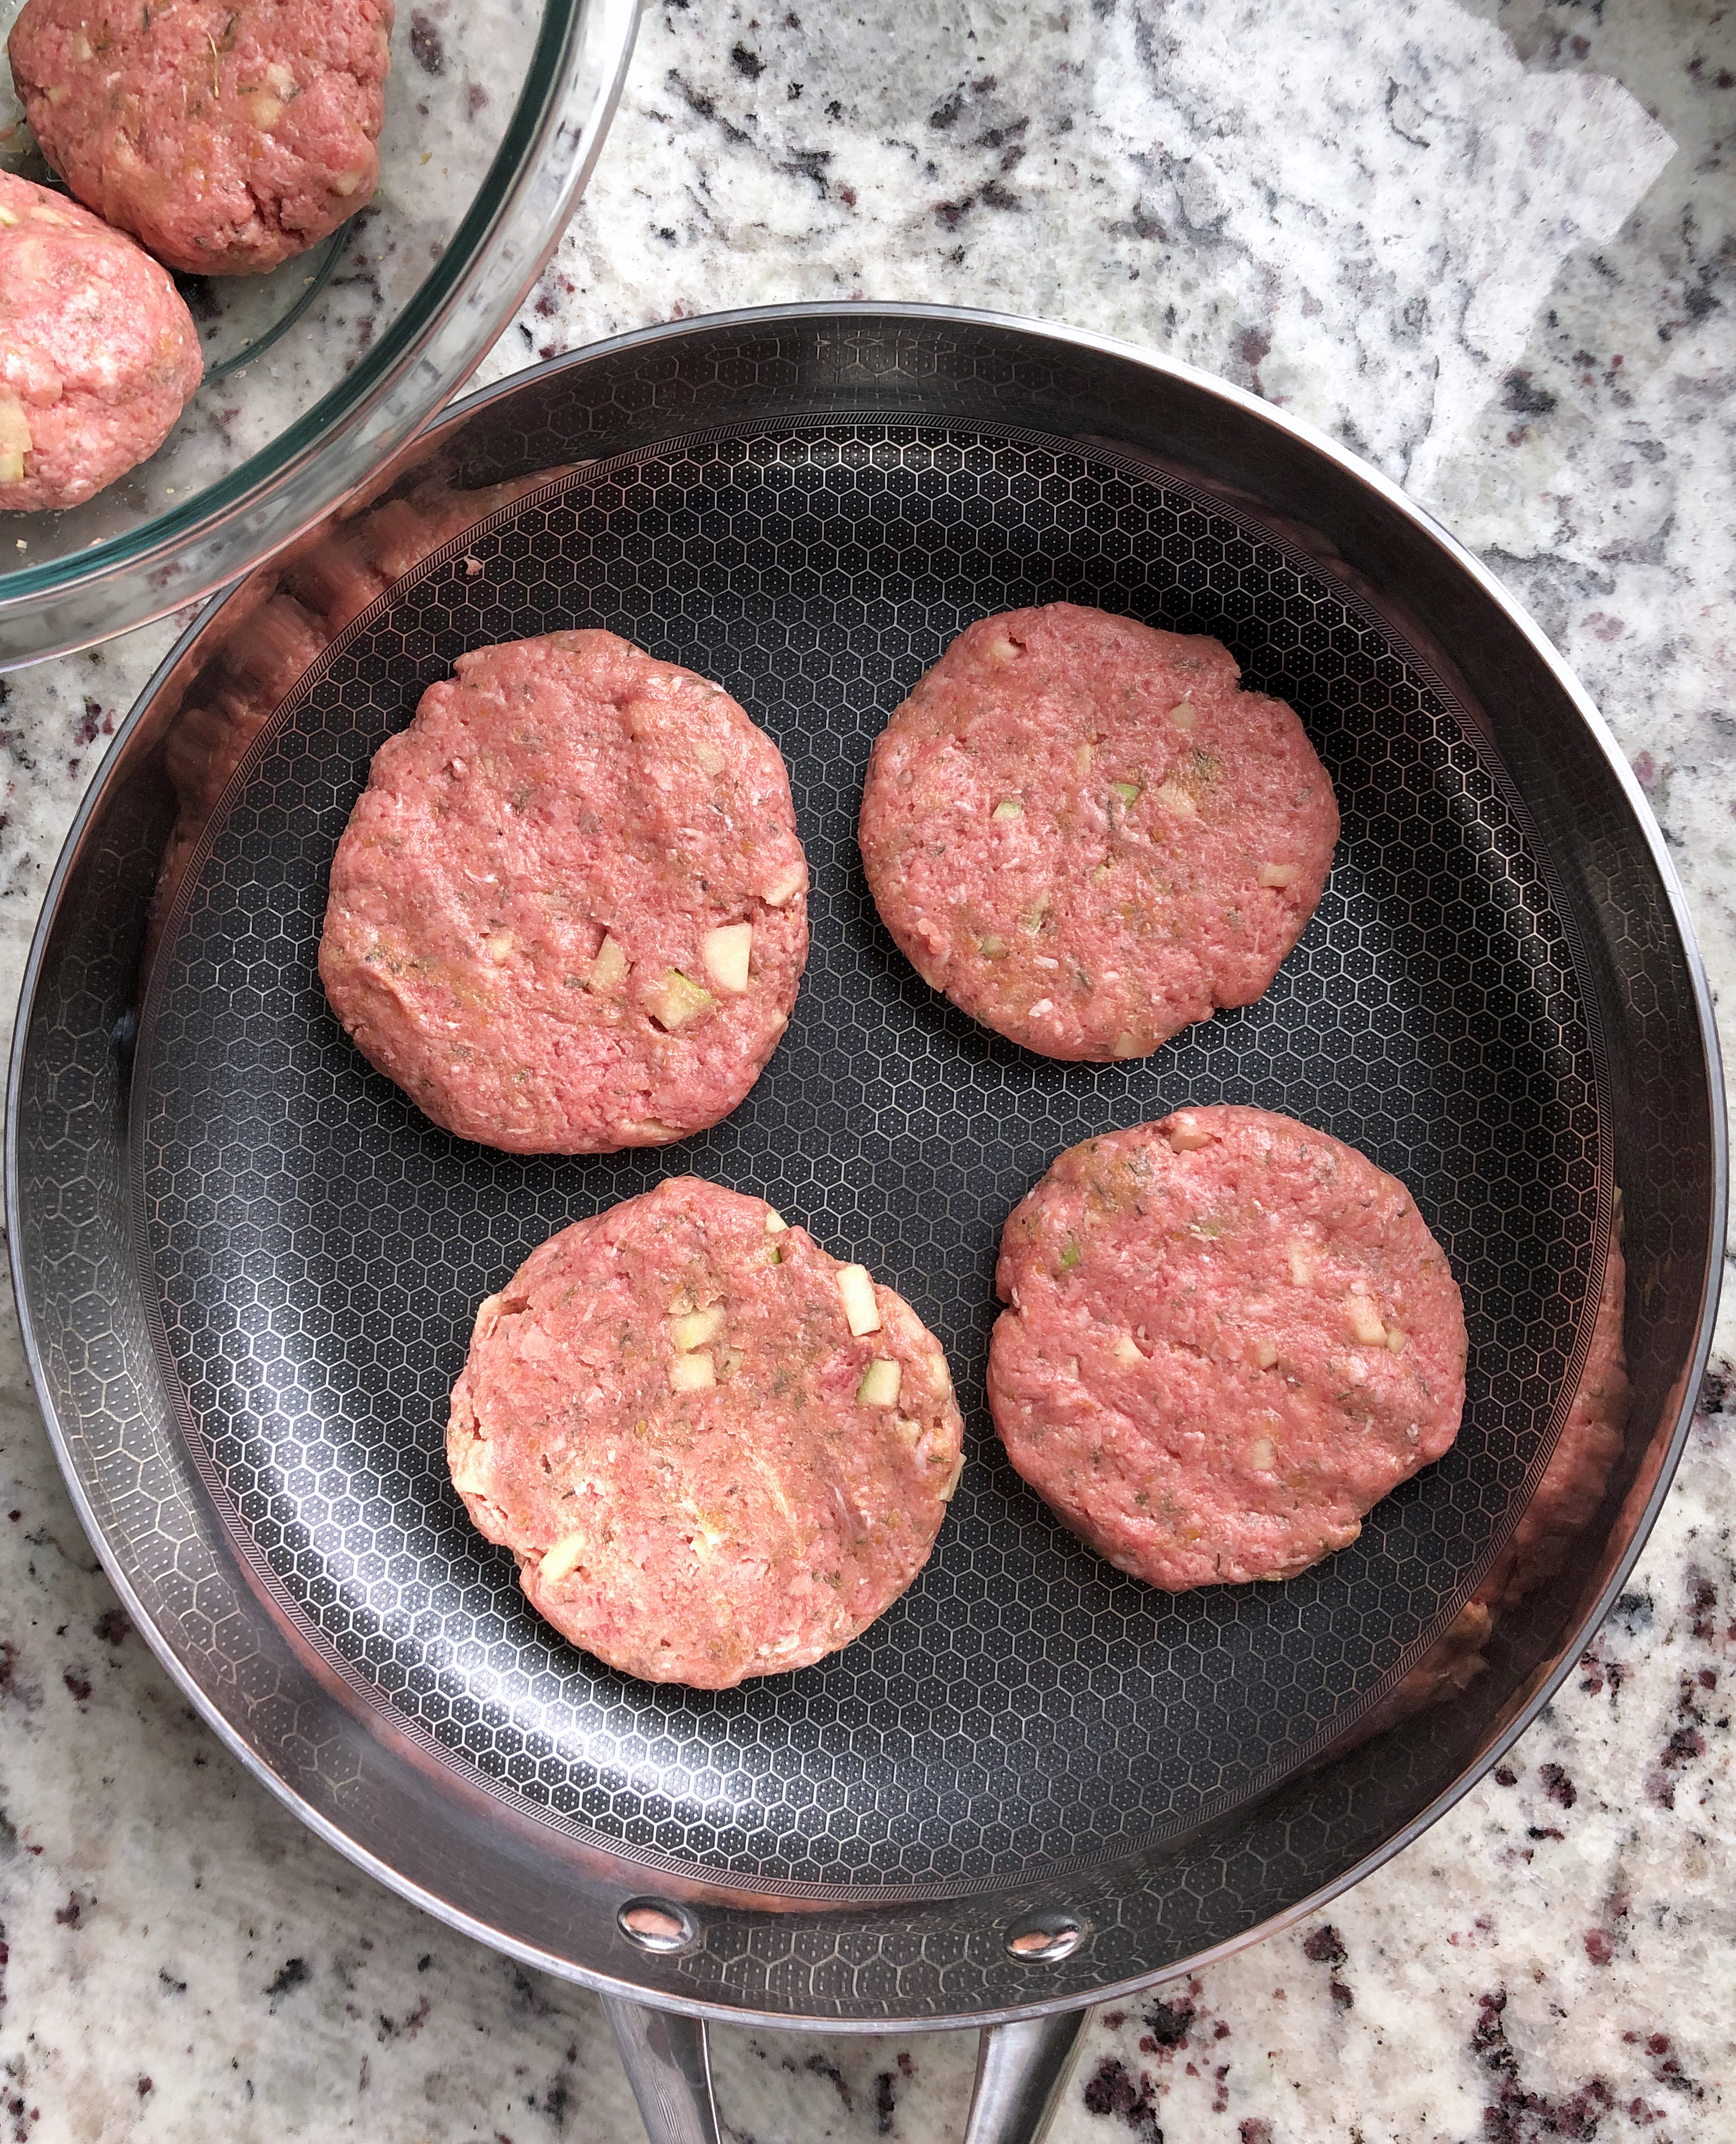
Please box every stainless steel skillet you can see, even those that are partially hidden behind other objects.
[8,307,1723,2143]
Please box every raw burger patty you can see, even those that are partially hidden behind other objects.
[9,0,393,274]
[859,604,1339,1061]
[447,1178,966,1688]
[0,171,202,510]
[988,1105,1466,1588]
[319,631,810,1155]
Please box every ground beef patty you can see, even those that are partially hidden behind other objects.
[320,632,810,1154]
[9,0,393,275]
[447,1179,966,1687]
[859,605,1339,1061]
[0,171,202,510]
[989,1106,1466,1588]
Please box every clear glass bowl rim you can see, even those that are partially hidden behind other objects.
[0,0,637,656]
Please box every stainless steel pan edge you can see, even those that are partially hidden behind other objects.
[7,311,1723,2111]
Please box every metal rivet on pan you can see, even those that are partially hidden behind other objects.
[617,1897,700,1954]
[1005,1913,1083,1961]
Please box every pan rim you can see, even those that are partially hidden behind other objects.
[7,300,1726,2031]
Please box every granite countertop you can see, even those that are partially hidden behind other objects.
[2,1,1733,2138]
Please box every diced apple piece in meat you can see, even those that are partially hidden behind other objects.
[992,797,1023,821]
[538,1532,588,1584]
[668,1350,716,1392]
[987,637,1022,665]
[856,1359,902,1407]
[1111,1334,1142,1365]
[1259,862,1301,888]
[764,1210,788,1233]
[1156,779,1198,816]
[0,396,33,485]
[588,932,628,993]
[1344,1294,1388,1346]
[762,862,805,907]
[645,968,715,1031]
[1169,700,1198,731]
[671,1306,724,1352]
[836,1264,881,1336]
[702,923,753,994]
[1167,1116,1214,1151]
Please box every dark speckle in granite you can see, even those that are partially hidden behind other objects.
[1299,1926,1347,1967]
[264,1957,311,2007]
[1142,1998,1195,2050]
[1502,368,1561,416]
[1474,1990,1615,2142]
[408,10,444,75]
[1082,2057,1164,2139]
[797,2052,853,2111]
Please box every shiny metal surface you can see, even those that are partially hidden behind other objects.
[963,2015,1091,2144]
[0,0,640,668]
[7,312,1723,2068]
[604,1998,722,2144]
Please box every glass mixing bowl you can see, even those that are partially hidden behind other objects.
[0,0,638,665]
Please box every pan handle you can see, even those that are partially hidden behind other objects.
[604,1996,1088,2144]
[964,2011,1091,2143]
[603,1996,721,2144]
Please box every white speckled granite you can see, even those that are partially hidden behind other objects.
[2,1,1733,2138]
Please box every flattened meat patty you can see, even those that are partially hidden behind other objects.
[0,171,202,510]
[859,604,1338,1061]
[9,0,393,274]
[319,631,810,1155]
[447,1179,966,1687]
[989,1105,1466,1588]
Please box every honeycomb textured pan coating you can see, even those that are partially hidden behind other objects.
[137,423,1602,1896]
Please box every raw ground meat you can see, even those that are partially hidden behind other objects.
[319,630,810,1155]
[447,1178,966,1688]
[859,604,1339,1061]
[9,0,393,274]
[0,169,202,510]
[989,1105,1466,1588]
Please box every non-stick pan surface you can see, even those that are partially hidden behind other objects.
[10,310,1721,2027]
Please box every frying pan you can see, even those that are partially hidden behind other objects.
[7,307,1722,2144]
